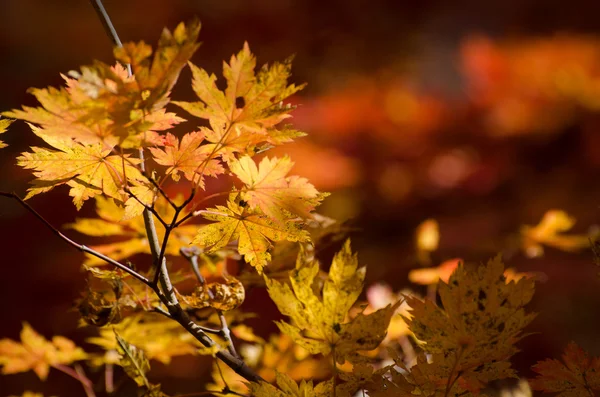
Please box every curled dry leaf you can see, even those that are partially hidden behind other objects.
[179,277,246,311]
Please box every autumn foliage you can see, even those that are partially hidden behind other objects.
[1,8,600,397]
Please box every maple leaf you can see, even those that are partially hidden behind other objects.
[0,117,12,149]
[17,127,146,209]
[193,199,310,273]
[148,131,224,185]
[88,314,198,365]
[114,20,201,111]
[530,341,600,396]
[248,373,333,397]
[207,333,330,393]
[68,195,197,265]
[404,255,536,394]
[114,331,151,388]
[266,240,399,363]
[178,277,245,311]
[4,21,199,147]
[174,42,305,160]
[0,323,87,380]
[521,210,590,258]
[230,155,326,221]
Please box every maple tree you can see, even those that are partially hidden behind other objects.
[0,2,599,397]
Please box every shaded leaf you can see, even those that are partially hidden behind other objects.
[114,331,150,388]
[530,342,600,396]
[404,255,536,394]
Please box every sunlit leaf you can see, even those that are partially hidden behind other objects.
[0,323,87,380]
[0,117,12,149]
[194,199,310,273]
[266,240,399,363]
[230,155,326,221]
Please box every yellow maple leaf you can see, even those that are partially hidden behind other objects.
[67,195,197,265]
[114,331,150,388]
[17,127,146,209]
[404,255,536,394]
[4,21,199,147]
[148,131,224,184]
[521,209,590,257]
[193,199,310,273]
[266,240,399,363]
[248,373,332,397]
[174,42,305,160]
[0,323,87,380]
[230,155,326,221]
[87,314,198,365]
[208,332,330,393]
[114,20,200,111]
[0,117,12,148]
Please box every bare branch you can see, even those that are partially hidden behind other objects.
[0,192,151,286]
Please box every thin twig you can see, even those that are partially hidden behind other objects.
[52,363,95,397]
[181,247,239,357]
[89,0,132,75]
[74,364,97,397]
[123,186,169,228]
[105,362,114,394]
[173,190,241,228]
[0,192,151,286]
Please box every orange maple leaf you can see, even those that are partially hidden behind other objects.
[0,323,87,380]
[3,21,198,147]
[530,342,600,396]
[174,42,305,160]
[17,127,145,209]
[148,131,224,185]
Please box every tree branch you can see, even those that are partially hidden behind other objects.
[0,192,151,286]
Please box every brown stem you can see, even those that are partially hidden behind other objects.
[52,363,95,397]
[0,192,151,286]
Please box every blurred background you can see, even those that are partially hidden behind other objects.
[1,0,600,395]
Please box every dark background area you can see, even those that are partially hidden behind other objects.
[2,0,600,395]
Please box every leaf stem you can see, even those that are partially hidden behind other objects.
[52,363,95,397]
